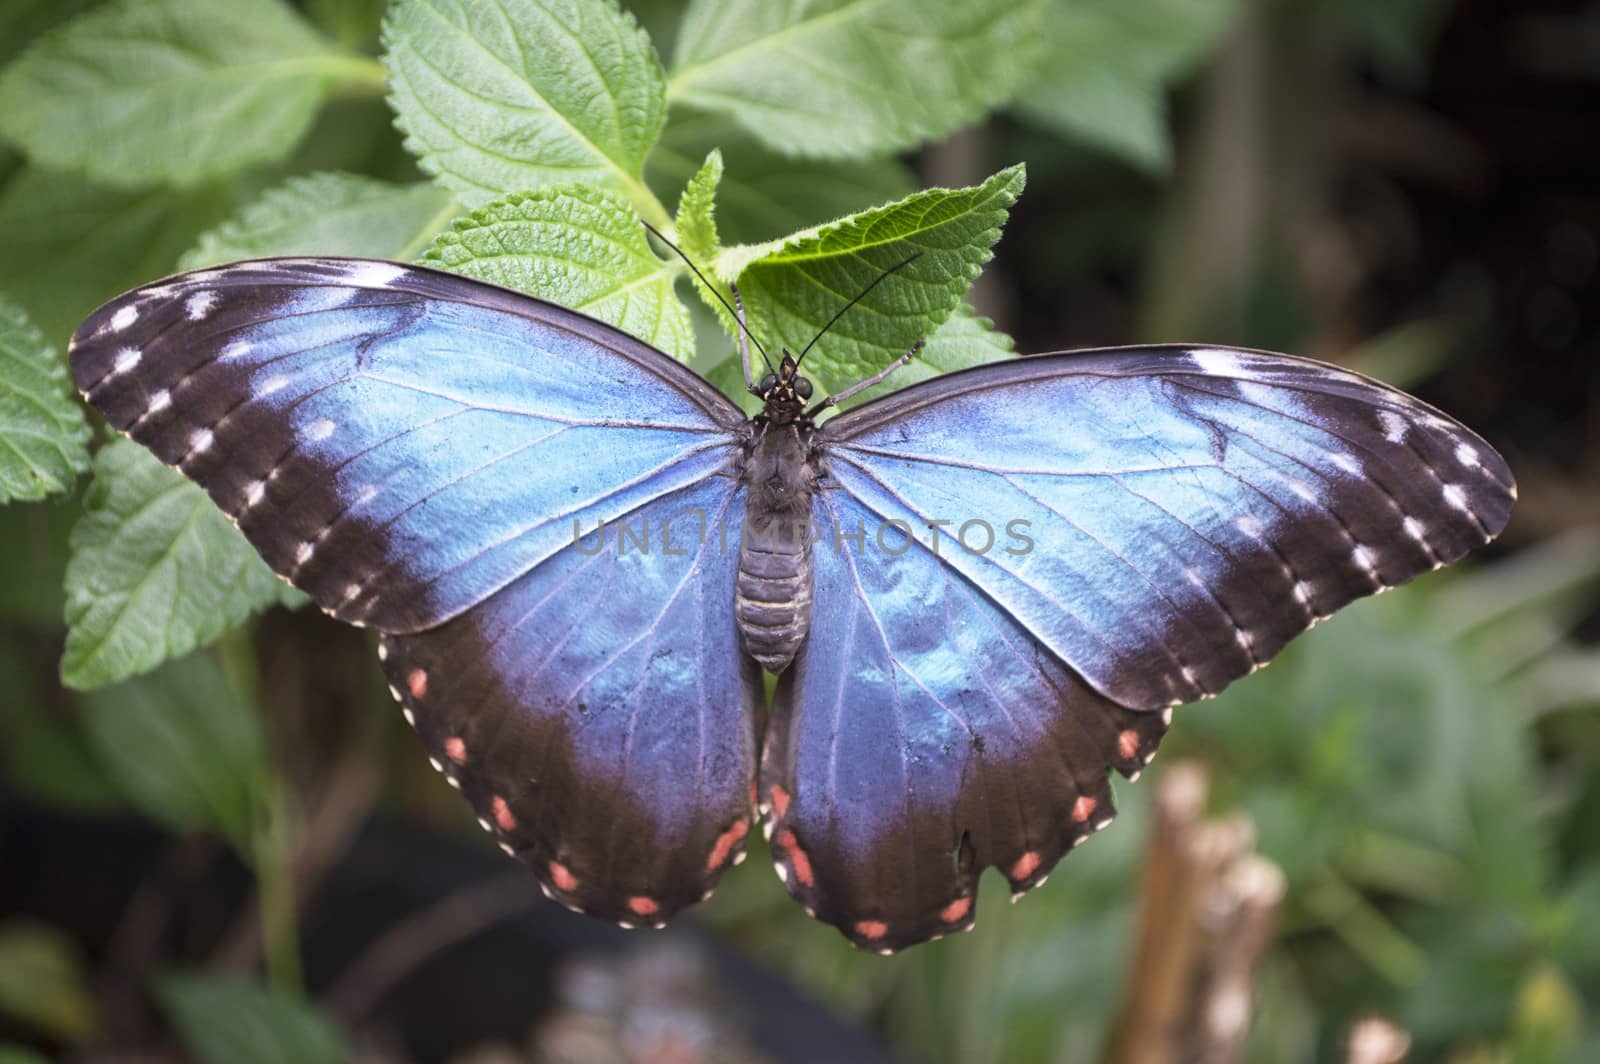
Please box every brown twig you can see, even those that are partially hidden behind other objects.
[1106,762,1286,1064]
[323,871,536,1023]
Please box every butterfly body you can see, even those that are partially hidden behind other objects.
[70,258,1515,953]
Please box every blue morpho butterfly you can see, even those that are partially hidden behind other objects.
[69,250,1514,954]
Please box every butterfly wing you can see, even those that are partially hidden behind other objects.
[382,474,760,922]
[71,258,760,919]
[763,345,1513,950]
[762,487,1169,953]
[69,258,745,632]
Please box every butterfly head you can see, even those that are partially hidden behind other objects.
[758,352,814,425]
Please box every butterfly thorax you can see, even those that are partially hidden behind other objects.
[735,417,818,674]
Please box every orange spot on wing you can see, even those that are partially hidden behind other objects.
[1010,851,1041,881]
[406,668,427,699]
[549,860,578,892]
[939,897,972,923]
[775,828,814,887]
[491,795,517,831]
[627,895,660,916]
[769,784,790,819]
[444,736,467,764]
[1071,795,1098,822]
[705,818,750,872]
[854,920,888,941]
[1117,728,1140,760]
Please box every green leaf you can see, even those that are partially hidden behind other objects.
[675,150,723,264]
[0,0,101,68]
[0,921,97,1042]
[0,0,382,187]
[383,0,668,218]
[0,168,232,347]
[422,184,695,359]
[647,108,917,244]
[182,172,459,268]
[1015,0,1240,172]
[0,297,90,502]
[667,0,1043,159]
[82,652,265,852]
[61,440,298,690]
[838,302,1015,408]
[161,974,346,1064]
[707,164,1024,399]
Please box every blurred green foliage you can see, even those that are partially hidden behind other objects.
[0,0,1594,1061]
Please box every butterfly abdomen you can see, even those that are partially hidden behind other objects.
[736,425,816,673]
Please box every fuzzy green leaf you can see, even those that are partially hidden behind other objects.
[161,975,346,1064]
[0,921,96,1043]
[675,150,723,264]
[383,0,667,216]
[0,297,90,503]
[182,172,459,268]
[668,0,1043,159]
[647,109,917,244]
[705,165,1024,399]
[1016,0,1240,172]
[61,441,298,690]
[81,652,265,852]
[422,184,694,360]
[0,168,232,347]
[0,0,380,186]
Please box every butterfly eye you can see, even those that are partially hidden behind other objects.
[758,373,777,393]
[794,377,813,399]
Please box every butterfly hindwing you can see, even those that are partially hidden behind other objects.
[761,489,1171,953]
[380,476,761,924]
[69,258,745,633]
[818,345,1516,713]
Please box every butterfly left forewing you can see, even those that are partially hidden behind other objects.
[70,258,745,633]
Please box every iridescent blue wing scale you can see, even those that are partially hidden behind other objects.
[69,258,760,917]
[761,345,1513,950]
[69,259,743,633]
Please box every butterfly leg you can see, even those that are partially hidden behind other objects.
[806,339,925,416]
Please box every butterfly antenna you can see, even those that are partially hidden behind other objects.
[793,252,924,369]
[640,221,775,377]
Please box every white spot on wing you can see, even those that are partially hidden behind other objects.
[1351,545,1377,575]
[1236,515,1264,538]
[113,347,141,375]
[1331,452,1361,474]
[188,429,214,454]
[294,542,314,566]
[1403,516,1427,543]
[1442,483,1470,513]
[109,306,139,332]
[185,290,217,320]
[147,389,171,414]
[356,484,378,505]
[1455,443,1481,468]
[220,340,252,360]
[1287,479,1317,503]
[1377,410,1408,444]
[1190,348,1248,375]
[259,375,288,396]
[244,481,265,508]
[306,418,335,442]
[342,261,409,288]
